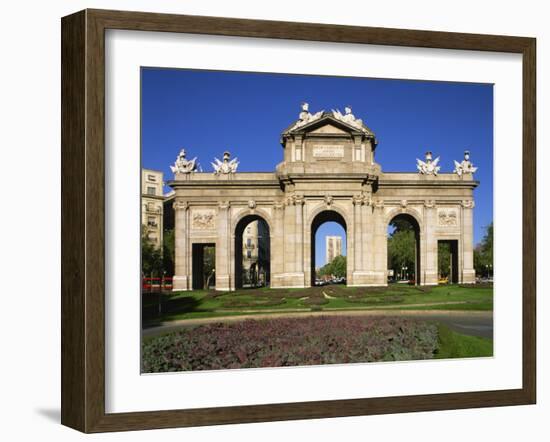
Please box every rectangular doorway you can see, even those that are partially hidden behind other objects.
[438,240,459,284]
[192,243,216,290]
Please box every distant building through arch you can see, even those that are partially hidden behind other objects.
[325,235,343,264]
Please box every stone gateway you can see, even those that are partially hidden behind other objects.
[169,105,478,291]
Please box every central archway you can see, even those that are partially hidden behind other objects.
[234,214,271,289]
[310,210,347,286]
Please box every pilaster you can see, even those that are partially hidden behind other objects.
[461,200,476,283]
[172,200,190,291]
[423,200,438,285]
[216,201,231,291]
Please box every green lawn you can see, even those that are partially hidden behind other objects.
[143,283,493,323]
[435,324,493,359]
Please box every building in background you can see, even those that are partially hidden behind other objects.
[141,168,164,249]
[242,220,270,287]
[326,235,342,264]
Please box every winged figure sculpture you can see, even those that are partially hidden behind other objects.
[212,151,239,175]
[416,153,441,176]
[453,151,478,176]
[170,149,198,174]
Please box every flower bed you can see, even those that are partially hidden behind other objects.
[142,316,438,372]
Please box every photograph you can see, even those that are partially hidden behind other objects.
[140,68,494,373]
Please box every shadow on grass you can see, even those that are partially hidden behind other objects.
[142,292,205,322]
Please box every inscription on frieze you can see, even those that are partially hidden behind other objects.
[312,145,344,159]
[192,210,216,229]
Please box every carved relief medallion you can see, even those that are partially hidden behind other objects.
[192,209,216,229]
[438,208,458,226]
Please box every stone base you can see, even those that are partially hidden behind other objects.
[270,272,306,289]
[349,271,387,286]
[172,275,190,291]
[461,269,476,284]
[216,274,232,291]
[423,271,439,286]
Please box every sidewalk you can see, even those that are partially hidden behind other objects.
[143,309,493,339]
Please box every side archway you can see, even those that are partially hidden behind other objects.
[387,212,421,285]
[234,214,271,289]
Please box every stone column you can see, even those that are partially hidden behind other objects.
[361,194,374,283]
[423,200,438,285]
[353,194,363,271]
[271,202,285,287]
[294,195,305,282]
[371,199,387,285]
[216,201,231,291]
[283,196,295,274]
[172,200,190,291]
[461,200,476,283]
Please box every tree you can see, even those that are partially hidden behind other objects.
[318,255,346,278]
[387,229,415,280]
[438,242,451,278]
[203,246,216,289]
[162,229,175,276]
[474,222,493,277]
[330,255,347,278]
[141,225,163,277]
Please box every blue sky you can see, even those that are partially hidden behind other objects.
[142,68,493,266]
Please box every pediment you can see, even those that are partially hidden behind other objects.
[309,123,348,134]
[284,113,374,138]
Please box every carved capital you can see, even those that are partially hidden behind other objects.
[373,199,384,209]
[424,199,436,209]
[172,200,188,211]
[352,194,363,206]
[293,194,305,206]
[273,202,284,211]
[218,201,231,210]
[461,200,475,209]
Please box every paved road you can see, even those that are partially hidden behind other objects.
[143,310,493,339]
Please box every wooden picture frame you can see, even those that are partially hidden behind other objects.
[61,8,536,433]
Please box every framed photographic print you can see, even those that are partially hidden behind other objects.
[61,9,536,433]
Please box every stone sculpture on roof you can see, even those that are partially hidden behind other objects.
[170,149,198,174]
[417,151,441,176]
[212,151,239,175]
[453,150,478,176]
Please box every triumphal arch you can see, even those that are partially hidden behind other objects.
[169,104,478,291]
